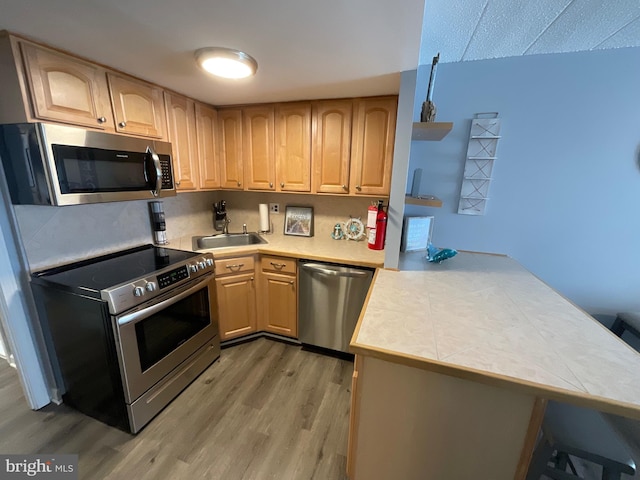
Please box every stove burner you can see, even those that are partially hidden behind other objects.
[31,244,200,296]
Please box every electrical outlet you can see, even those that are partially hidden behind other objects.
[269,203,280,214]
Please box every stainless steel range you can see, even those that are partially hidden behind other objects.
[31,244,220,433]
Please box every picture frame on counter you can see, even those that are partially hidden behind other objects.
[284,206,314,237]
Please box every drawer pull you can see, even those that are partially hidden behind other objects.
[225,263,245,270]
[270,262,286,269]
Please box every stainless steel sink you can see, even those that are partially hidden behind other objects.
[192,233,267,250]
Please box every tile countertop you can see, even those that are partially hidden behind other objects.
[351,250,640,420]
[170,231,385,268]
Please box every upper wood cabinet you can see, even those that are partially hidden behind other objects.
[195,103,220,190]
[107,73,167,139]
[243,106,276,191]
[164,92,198,191]
[20,42,114,130]
[276,102,311,192]
[350,96,397,196]
[217,108,244,190]
[312,100,353,194]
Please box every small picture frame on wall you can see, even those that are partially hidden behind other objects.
[284,206,314,237]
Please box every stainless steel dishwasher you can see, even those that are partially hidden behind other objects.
[298,260,374,353]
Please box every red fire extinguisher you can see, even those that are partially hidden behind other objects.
[368,200,387,250]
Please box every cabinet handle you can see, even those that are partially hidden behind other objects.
[342,185,347,190]
[280,182,285,188]
[269,182,273,188]
[356,185,362,191]
[237,181,241,187]
[97,116,107,123]
[118,121,127,128]
[289,281,294,286]
[176,180,181,186]
[270,262,285,270]
[225,263,245,270]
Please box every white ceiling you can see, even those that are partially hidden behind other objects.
[420,0,640,64]
[1,0,639,106]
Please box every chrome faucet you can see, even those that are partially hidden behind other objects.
[242,223,247,234]
[222,217,231,235]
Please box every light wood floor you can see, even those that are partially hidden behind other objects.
[0,338,353,480]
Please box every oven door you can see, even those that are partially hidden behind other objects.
[115,273,218,403]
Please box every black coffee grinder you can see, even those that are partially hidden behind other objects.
[213,200,227,231]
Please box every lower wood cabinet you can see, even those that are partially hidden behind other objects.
[214,255,257,341]
[259,255,297,337]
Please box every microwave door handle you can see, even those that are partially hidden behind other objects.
[146,146,162,196]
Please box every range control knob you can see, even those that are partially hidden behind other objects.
[133,286,145,297]
[189,264,198,273]
[197,261,206,270]
[205,258,214,267]
[145,282,157,292]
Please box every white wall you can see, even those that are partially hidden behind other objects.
[407,47,640,315]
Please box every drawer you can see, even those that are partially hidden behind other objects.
[261,256,296,275]
[215,256,255,276]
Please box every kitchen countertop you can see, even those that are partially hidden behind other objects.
[170,230,385,268]
[351,250,640,419]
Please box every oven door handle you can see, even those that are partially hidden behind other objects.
[117,273,213,326]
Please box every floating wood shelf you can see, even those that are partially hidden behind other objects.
[411,122,453,141]
[405,194,443,207]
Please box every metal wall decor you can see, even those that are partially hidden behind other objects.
[458,113,501,215]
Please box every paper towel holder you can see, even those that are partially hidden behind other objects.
[258,203,272,234]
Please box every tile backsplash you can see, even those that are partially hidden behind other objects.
[14,192,217,270]
[14,190,380,270]
[209,191,375,239]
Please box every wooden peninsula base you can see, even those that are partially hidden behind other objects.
[348,355,545,480]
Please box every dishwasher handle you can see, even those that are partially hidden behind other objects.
[300,263,370,278]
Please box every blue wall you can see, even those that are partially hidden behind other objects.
[407,47,640,315]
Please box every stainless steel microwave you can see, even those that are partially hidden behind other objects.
[0,123,175,206]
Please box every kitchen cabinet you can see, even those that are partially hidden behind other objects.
[214,255,257,341]
[312,99,353,194]
[164,92,198,191]
[259,256,297,338]
[19,42,115,130]
[196,103,221,190]
[107,72,167,139]
[276,102,311,192]
[349,96,397,196]
[243,106,276,191]
[218,108,244,190]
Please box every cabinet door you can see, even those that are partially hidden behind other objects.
[215,273,257,341]
[243,106,275,191]
[195,103,220,190]
[261,271,297,338]
[20,43,114,130]
[165,92,198,191]
[276,102,311,192]
[350,96,397,196]
[217,108,244,190]
[312,100,352,194]
[107,73,167,139]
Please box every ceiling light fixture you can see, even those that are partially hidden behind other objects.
[195,47,258,79]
